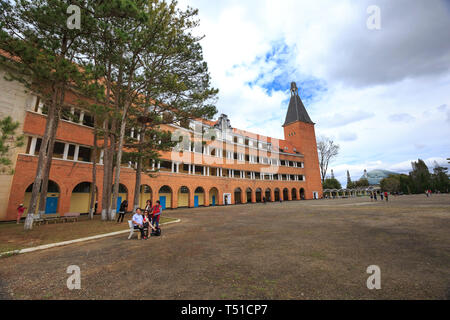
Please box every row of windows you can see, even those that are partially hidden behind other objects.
[25,137,94,163]
[175,142,304,167]
[32,97,95,128]
[24,136,304,184]
[182,120,273,151]
[141,160,305,181]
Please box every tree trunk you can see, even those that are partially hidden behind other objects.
[101,62,113,221]
[111,103,129,220]
[101,119,112,221]
[133,121,147,213]
[133,157,142,213]
[37,115,59,218]
[24,91,59,230]
[89,121,98,220]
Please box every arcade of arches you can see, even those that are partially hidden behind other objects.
[21,180,310,215]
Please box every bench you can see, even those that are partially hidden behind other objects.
[128,220,141,240]
[63,212,80,223]
[32,214,61,225]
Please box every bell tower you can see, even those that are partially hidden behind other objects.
[283,82,322,199]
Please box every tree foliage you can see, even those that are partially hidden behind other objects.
[317,136,339,182]
[0,116,24,174]
[1,0,218,227]
[323,178,342,190]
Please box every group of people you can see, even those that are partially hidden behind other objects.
[131,200,163,240]
[370,191,389,202]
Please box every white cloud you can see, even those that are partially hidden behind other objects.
[178,0,450,177]
[389,113,415,123]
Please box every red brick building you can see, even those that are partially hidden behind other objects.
[1,79,322,221]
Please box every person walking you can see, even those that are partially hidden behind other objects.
[380,192,384,201]
[384,191,388,202]
[117,200,128,223]
[373,192,377,201]
[16,204,26,224]
[370,193,373,202]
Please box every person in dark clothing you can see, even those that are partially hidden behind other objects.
[117,200,128,223]
[144,200,152,223]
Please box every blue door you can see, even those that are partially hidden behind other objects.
[45,197,58,214]
[194,196,199,208]
[159,196,166,210]
[117,197,122,212]
[212,196,216,206]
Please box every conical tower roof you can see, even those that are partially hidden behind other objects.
[283,82,314,126]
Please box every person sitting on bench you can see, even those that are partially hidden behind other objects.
[132,208,146,240]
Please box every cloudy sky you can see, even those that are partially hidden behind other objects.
[178,0,450,186]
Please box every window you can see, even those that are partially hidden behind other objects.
[78,146,92,162]
[160,161,172,172]
[83,113,95,127]
[53,142,65,159]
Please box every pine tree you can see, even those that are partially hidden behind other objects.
[0,116,24,174]
[0,0,97,229]
[81,0,217,219]
[346,170,354,189]
[409,159,432,194]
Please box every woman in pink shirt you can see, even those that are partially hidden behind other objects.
[17,204,26,224]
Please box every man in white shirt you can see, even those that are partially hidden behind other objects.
[132,208,145,239]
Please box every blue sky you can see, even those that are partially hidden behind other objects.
[179,0,450,186]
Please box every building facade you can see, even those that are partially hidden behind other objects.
[1,69,323,221]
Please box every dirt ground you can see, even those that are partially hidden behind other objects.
[0,194,449,300]
[0,215,175,253]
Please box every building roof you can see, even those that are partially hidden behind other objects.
[360,169,400,185]
[283,82,314,126]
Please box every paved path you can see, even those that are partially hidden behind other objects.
[0,195,449,299]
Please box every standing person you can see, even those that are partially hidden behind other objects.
[117,200,128,223]
[370,192,373,202]
[152,200,162,230]
[380,192,384,201]
[144,199,152,223]
[16,204,26,224]
[94,201,98,214]
[384,191,388,202]
[132,208,145,240]
[373,192,377,201]
[425,189,429,197]
[144,199,152,213]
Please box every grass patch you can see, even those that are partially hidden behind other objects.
[0,214,177,253]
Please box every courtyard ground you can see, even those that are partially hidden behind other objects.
[0,194,448,300]
[0,215,176,253]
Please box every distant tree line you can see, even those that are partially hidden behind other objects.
[380,159,449,194]
[323,177,369,190]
